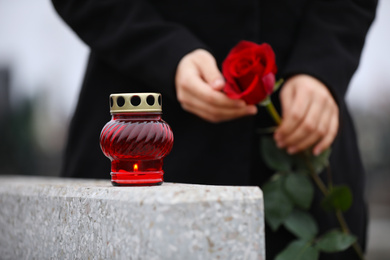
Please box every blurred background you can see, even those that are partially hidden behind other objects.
[0,0,389,258]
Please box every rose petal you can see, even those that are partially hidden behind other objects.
[258,44,277,75]
[237,71,256,92]
[236,75,268,104]
[262,73,276,95]
[222,41,278,105]
[227,40,260,56]
[223,81,243,99]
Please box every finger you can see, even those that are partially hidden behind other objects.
[313,108,339,155]
[177,72,256,122]
[280,86,311,132]
[181,74,247,109]
[210,78,226,91]
[210,106,257,122]
[279,82,295,120]
[286,105,327,154]
[181,79,256,117]
[283,98,324,153]
[176,53,246,110]
[175,49,257,122]
[193,50,225,90]
[286,95,338,154]
[183,100,257,123]
[275,87,311,144]
[199,85,247,109]
[288,91,338,153]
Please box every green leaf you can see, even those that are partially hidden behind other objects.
[260,136,292,172]
[259,96,271,106]
[276,240,319,260]
[315,230,357,253]
[273,78,284,92]
[263,176,294,231]
[284,209,318,241]
[321,186,353,212]
[308,148,331,174]
[284,173,314,210]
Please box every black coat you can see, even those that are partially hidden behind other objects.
[52,0,377,259]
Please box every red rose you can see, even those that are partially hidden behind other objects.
[222,41,278,105]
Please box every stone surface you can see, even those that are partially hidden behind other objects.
[0,176,264,260]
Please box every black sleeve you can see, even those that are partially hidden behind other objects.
[51,0,208,100]
[282,0,377,105]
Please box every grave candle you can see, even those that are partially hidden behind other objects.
[100,93,174,186]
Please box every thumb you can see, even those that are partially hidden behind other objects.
[279,81,295,118]
[195,50,225,90]
[210,77,225,91]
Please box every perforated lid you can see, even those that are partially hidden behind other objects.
[109,93,162,113]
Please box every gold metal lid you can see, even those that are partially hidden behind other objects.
[109,93,162,113]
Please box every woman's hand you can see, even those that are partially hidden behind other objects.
[175,49,257,123]
[274,74,339,155]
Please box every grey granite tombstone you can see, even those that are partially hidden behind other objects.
[0,176,264,260]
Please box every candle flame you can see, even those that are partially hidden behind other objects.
[134,163,139,172]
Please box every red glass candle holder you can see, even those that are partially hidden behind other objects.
[100,93,174,186]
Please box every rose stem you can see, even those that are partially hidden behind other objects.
[264,93,365,259]
[265,101,282,125]
[303,157,365,260]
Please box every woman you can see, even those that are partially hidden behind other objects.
[51,0,377,258]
